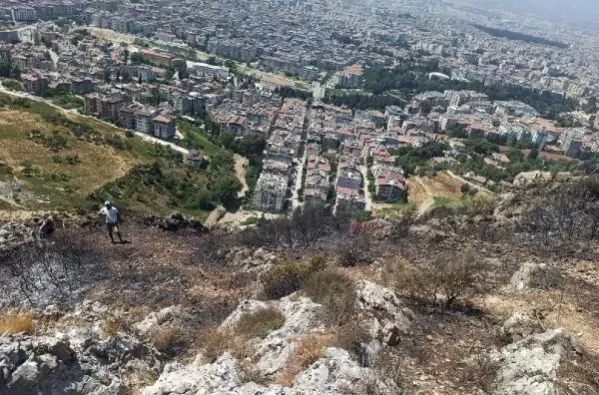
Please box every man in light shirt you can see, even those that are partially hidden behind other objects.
[99,200,124,244]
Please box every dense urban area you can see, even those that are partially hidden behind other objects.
[1,1,599,395]
[0,0,597,219]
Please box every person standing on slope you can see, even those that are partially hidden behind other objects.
[99,200,124,244]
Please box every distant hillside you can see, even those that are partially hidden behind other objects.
[0,93,237,220]
[472,24,569,48]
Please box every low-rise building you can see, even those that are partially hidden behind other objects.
[135,107,158,134]
[70,77,94,94]
[187,149,204,168]
[373,165,406,202]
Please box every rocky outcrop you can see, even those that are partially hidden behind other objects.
[356,280,415,347]
[225,246,278,270]
[142,288,405,395]
[509,262,559,292]
[135,305,184,336]
[498,313,543,343]
[0,331,161,395]
[221,296,323,377]
[141,352,243,395]
[490,329,575,395]
[512,171,573,189]
[142,347,402,395]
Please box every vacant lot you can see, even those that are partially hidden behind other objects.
[405,171,492,215]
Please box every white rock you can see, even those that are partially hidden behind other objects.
[490,329,572,395]
[135,305,183,335]
[356,280,414,345]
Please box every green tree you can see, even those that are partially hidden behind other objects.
[210,173,242,206]
[130,52,148,65]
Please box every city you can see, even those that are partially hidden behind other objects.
[1,1,599,395]
[0,0,596,220]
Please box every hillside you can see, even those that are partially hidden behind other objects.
[0,173,598,394]
[0,94,236,220]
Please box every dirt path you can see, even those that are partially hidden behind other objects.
[446,170,493,195]
[234,154,249,198]
[408,177,434,216]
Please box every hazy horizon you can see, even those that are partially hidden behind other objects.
[474,0,599,26]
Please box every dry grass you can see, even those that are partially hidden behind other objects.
[149,325,187,357]
[275,334,327,387]
[235,307,285,339]
[199,307,285,363]
[0,313,35,334]
[302,268,357,327]
[101,319,122,339]
[0,110,141,200]
[199,325,249,362]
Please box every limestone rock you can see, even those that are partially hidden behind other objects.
[499,313,543,343]
[0,327,161,395]
[135,305,183,335]
[490,329,573,395]
[141,352,243,395]
[253,296,324,376]
[509,262,558,292]
[356,280,414,345]
[219,296,323,377]
[142,347,402,395]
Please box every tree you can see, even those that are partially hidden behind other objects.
[150,87,162,105]
[130,52,147,65]
[224,59,237,73]
[233,133,266,157]
[123,49,130,64]
[206,56,217,65]
[210,173,242,207]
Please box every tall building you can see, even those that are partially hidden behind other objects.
[12,7,37,22]
[532,130,548,150]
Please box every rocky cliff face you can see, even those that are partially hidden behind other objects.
[141,284,407,395]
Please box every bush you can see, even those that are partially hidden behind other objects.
[392,249,488,308]
[261,259,324,299]
[199,326,233,362]
[149,325,187,357]
[302,268,368,353]
[460,183,471,194]
[336,235,373,267]
[235,306,285,339]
